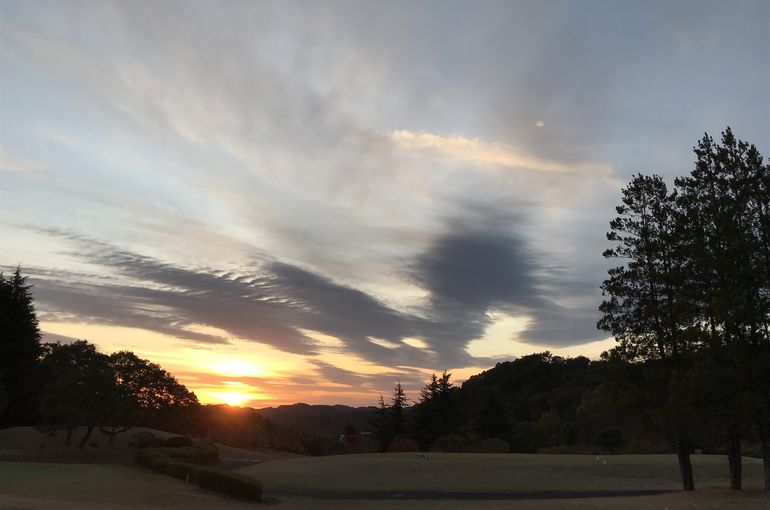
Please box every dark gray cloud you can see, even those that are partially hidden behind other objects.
[408,212,605,353]
[20,210,606,374]
[20,236,440,366]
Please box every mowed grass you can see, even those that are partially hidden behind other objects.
[1,454,767,510]
[0,461,267,510]
[236,452,767,493]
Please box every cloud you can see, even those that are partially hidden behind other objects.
[389,130,612,175]
[0,147,40,172]
[23,232,444,367]
[408,211,606,354]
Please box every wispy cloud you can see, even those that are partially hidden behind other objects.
[389,130,613,175]
[0,147,40,172]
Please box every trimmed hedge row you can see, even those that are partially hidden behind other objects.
[135,446,219,465]
[187,465,263,500]
[134,445,262,502]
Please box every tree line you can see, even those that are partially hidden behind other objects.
[0,268,304,453]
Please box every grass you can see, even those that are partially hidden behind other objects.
[0,450,767,509]
[236,452,767,493]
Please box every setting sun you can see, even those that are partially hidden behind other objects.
[213,391,252,407]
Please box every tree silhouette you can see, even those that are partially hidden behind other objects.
[599,174,697,490]
[0,266,42,427]
[38,341,199,447]
[674,128,770,490]
[38,341,117,447]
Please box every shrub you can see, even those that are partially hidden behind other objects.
[595,428,623,452]
[476,437,511,453]
[151,456,171,473]
[163,436,194,448]
[145,446,219,464]
[135,448,261,501]
[165,461,197,481]
[191,466,262,501]
[132,431,160,449]
[135,449,166,467]
[387,437,420,452]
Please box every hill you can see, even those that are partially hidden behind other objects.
[256,403,378,437]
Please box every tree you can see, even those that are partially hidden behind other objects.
[0,266,42,427]
[38,342,199,447]
[38,341,117,447]
[100,351,199,446]
[413,371,457,450]
[599,174,698,490]
[369,395,392,452]
[675,129,770,489]
[390,381,407,439]
[369,382,409,452]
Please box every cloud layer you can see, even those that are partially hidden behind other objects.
[1,0,767,402]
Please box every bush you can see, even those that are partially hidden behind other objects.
[595,428,623,452]
[164,436,194,448]
[387,437,420,452]
[132,431,160,449]
[165,461,197,481]
[135,449,166,467]
[135,448,261,501]
[151,456,171,473]
[191,466,262,501]
[145,446,219,464]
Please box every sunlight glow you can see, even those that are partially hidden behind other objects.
[213,359,263,377]
[212,391,252,406]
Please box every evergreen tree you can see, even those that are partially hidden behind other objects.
[675,128,770,489]
[599,174,698,490]
[390,381,407,438]
[0,266,42,426]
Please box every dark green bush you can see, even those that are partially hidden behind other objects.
[165,461,197,481]
[135,449,166,467]
[163,435,194,448]
[144,446,219,464]
[135,448,261,501]
[151,456,171,473]
[191,466,262,501]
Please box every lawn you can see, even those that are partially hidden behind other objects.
[236,452,767,493]
[0,454,767,510]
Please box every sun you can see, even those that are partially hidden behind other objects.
[215,391,251,406]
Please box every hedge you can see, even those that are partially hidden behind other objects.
[134,446,261,501]
[163,436,195,448]
[143,446,219,464]
[189,465,262,501]
[151,456,172,473]
[165,461,198,481]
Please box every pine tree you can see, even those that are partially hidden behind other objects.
[0,266,42,426]
[599,174,697,490]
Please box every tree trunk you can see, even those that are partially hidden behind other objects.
[676,431,695,491]
[728,436,742,490]
[78,425,94,448]
[99,426,130,449]
[760,422,770,491]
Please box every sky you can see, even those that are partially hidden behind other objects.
[1,0,768,407]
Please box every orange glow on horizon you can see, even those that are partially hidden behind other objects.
[211,391,253,406]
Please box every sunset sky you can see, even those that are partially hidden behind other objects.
[1,1,768,407]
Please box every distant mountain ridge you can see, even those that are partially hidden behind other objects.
[255,403,380,437]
